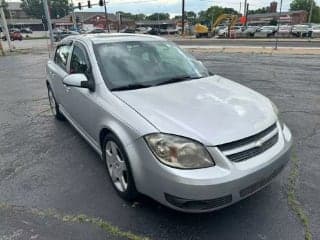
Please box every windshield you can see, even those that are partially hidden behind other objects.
[94,41,210,90]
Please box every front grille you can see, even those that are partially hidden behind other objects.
[228,134,279,162]
[218,123,279,162]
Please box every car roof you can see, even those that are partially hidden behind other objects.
[62,33,166,45]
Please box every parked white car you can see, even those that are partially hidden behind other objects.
[254,26,277,38]
[311,25,320,33]
[291,25,311,37]
[278,25,292,33]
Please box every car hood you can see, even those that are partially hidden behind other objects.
[113,75,277,146]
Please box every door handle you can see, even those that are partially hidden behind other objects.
[63,84,71,93]
[49,71,56,77]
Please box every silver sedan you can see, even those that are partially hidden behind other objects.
[46,34,292,212]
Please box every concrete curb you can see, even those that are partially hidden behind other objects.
[169,37,320,42]
[182,46,320,55]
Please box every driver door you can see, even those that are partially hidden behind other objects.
[62,42,100,145]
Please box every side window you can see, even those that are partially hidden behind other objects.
[70,45,89,75]
[54,45,71,71]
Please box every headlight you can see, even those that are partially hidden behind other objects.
[271,101,284,129]
[144,133,215,169]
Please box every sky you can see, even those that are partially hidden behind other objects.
[7,0,300,16]
[73,0,292,16]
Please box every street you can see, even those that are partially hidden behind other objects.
[2,38,320,53]
[174,38,320,48]
[0,51,319,240]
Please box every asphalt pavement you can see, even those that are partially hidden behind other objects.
[0,51,319,240]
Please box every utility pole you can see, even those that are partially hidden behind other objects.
[71,0,77,29]
[308,0,314,23]
[43,0,54,48]
[245,3,249,27]
[103,0,110,32]
[117,12,121,33]
[181,0,185,35]
[244,0,247,16]
[72,11,77,29]
[157,12,160,35]
[0,6,12,51]
[275,0,283,50]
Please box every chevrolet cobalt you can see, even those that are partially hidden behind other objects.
[46,34,292,212]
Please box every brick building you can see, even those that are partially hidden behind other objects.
[54,12,135,30]
[248,10,308,25]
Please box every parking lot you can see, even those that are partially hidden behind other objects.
[0,51,319,240]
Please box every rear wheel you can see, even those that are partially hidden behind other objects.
[47,85,65,120]
[102,133,138,201]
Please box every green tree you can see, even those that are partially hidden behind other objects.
[135,13,146,21]
[21,0,71,19]
[186,11,196,19]
[269,19,278,25]
[116,11,146,21]
[197,6,238,26]
[145,13,170,21]
[290,0,320,23]
[185,11,197,24]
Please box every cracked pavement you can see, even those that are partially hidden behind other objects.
[0,52,319,240]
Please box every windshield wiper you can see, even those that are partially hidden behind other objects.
[154,75,203,86]
[111,83,152,91]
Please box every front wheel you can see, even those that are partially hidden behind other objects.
[47,85,65,120]
[102,133,138,201]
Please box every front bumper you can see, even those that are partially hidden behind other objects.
[126,124,292,213]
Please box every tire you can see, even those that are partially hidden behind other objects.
[102,133,138,201]
[47,85,65,120]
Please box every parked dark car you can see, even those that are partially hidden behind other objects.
[147,28,161,35]
[120,27,136,33]
[88,28,106,34]
[2,31,23,41]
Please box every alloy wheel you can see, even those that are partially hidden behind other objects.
[105,141,128,192]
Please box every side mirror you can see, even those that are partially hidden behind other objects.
[63,74,94,91]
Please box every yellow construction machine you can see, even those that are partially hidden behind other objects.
[195,14,238,38]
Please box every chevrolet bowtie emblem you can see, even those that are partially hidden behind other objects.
[255,140,263,147]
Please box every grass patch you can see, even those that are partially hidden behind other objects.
[287,154,312,240]
[0,203,150,240]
